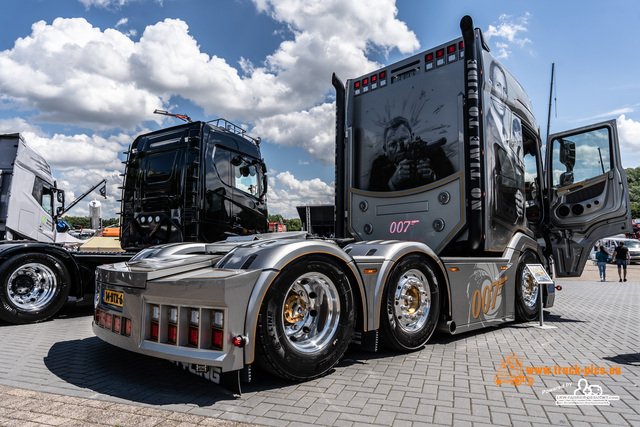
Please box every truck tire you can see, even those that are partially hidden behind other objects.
[0,253,71,324]
[256,255,355,381]
[515,251,540,322]
[380,254,440,351]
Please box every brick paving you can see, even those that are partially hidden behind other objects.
[0,263,638,426]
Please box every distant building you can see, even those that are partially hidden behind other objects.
[296,205,334,237]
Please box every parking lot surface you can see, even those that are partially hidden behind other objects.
[0,263,638,426]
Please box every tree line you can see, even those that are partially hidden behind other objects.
[60,216,119,229]
[268,215,303,231]
[61,215,303,231]
[625,167,640,220]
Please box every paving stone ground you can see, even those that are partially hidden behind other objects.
[0,263,638,426]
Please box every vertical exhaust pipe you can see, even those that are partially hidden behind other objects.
[332,73,346,238]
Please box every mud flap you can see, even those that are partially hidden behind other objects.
[351,330,379,352]
[172,361,246,395]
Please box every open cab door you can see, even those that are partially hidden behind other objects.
[546,119,631,277]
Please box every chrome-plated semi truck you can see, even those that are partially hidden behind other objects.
[0,119,267,324]
[92,16,631,391]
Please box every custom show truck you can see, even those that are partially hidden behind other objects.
[0,118,268,324]
[92,16,631,391]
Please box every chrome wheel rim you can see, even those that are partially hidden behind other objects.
[521,268,539,308]
[393,268,431,332]
[7,263,58,311]
[281,272,340,353]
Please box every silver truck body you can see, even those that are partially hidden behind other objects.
[92,16,631,389]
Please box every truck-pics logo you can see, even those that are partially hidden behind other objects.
[494,352,534,386]
[555,379,620,406]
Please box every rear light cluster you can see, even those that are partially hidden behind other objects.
[146,304,231,351]
[95,308,132,337]
[354,39,464,95]
[353,71,387,95]
[425,41,464,71]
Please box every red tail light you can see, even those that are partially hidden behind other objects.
[123,318,132,336]
[211,330,223,350]
[168,324,177,344]
[188,326,199,347]
[113,316,121,333]
[150,321,159,341]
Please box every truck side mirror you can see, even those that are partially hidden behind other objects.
[559,140,576,170]
[260,162,268,198]
[57,190,65,204]
[559,171,574,187]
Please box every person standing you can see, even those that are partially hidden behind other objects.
[595,245,611,282]
[612,241,631,282]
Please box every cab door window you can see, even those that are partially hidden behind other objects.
[212,146,264,197]
[550,127,611,188]
[32,176,53,215]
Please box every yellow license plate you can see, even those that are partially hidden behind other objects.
[103,289,124,307]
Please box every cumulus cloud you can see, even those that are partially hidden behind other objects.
[56,168,123,218]
[252,102,336,166]
[267,171,334,218]
[618,114,640,150]
[0,18,162,129]
[485,13,532,59]
[0,0,419,217]
[0,118,127,218]
[78,0,131,9]
[0,0,417,134]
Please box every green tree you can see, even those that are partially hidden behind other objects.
[285,218,302,231]
[268,214,285,224]
[626,167,640,219]
[60,216,119,229]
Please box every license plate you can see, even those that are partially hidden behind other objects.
[103,289,124,307]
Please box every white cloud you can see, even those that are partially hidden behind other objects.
[78,0,130,9]
[0,0,419,217]
[0,0,417,132]
[0,118,127,218]
[56,168,123,219]
[252,102,336,165]
[618,114,640,150]
[267,171,334,218]
[0,18,162,129]
[485,13,532,59]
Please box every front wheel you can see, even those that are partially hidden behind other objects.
[256,255,355,381]
[515,251,540,322]
[380,254,441,351]
[0,253,71,324]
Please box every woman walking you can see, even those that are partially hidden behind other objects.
[595,245,611,282]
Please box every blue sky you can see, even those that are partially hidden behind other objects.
[1,0,638,219]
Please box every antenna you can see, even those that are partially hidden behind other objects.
[153,109,192,123]
[545,62,555,145]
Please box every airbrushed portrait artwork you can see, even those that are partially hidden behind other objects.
[352,85,460,192]
[485,59,526,229]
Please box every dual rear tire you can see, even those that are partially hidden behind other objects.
[256,253,442,381]
[256,255,355,381]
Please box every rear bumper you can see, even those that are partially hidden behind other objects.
[92,266,262,373]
